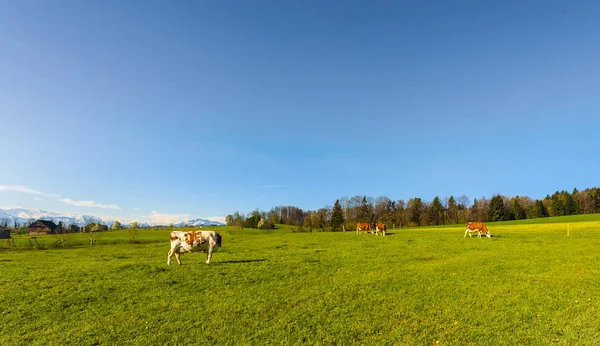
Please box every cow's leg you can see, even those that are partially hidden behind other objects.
[206,246,213,264]
[174,251,182,265]
[464,229,469,237]
[167,247,175,265]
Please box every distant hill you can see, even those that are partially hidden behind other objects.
[0,208,224,227]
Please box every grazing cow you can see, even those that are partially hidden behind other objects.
[375,223,387,236]
[464,222,491,238]
[356,223,372,234]
[167,230,222,265]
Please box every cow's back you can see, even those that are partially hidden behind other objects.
[467,222,487,230]
[466,222,489,235]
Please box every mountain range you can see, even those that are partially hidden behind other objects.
[0,208,224,227]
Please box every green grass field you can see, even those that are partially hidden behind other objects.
[2,217,600,345]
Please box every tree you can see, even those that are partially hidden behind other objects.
[457,195,470,224]
[330,199,344,232]
[551,192,565,216]
[303,211,313,232]
[85,222,100,246]
[533,200,549,218]
[55,221,69,248]
[245,210,261,228]
[312,208,329,231]
[447,196,458,225]
[428,197,444,225]
[565,189,579,215]
[257,218,275,230]
[111,221,123,230]
[407,198,424,226]
[511,197,526,220]
[359,196,372,222]
[395,200,406,228]
[489,195,505,222]
[128,222,139,244]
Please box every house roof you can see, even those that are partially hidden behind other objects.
[30,220,58,230]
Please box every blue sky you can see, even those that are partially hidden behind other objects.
[1,1,599,224]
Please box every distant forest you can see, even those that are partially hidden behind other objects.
[226,187,600,231]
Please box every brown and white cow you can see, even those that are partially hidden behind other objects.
[375,223,387,236]
[356,223,372,234]
[464,222,491,238]
[167,230,222,265]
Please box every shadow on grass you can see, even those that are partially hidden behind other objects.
[219,259,268,264]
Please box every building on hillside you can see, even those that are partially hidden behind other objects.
[0,226,10,239]
[28,220,58,235]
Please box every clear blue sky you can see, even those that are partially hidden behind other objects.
[1,1,599,224]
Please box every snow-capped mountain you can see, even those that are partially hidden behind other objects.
[0,208,224,227]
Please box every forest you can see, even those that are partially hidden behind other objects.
[226,187,600,231]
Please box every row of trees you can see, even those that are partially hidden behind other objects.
[0,219,155,233]
[226,187,600,231]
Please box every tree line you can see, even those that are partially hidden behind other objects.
[225,187,600,231]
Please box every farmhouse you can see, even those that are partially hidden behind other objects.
[0,226,10,239]
[28,220,58,235]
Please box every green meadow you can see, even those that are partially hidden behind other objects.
[2,216,600,345]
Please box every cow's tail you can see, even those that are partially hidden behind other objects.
[215,232,222,247]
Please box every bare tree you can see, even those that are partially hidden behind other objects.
[458,195,470,223]
[128,222,139,244]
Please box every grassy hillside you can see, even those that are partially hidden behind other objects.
[1,219,600,344]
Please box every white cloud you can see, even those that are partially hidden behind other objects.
[58,198,120,210]
[0,185,60,198]
[140,211,191,225]
[0,185,120,210]
[33,197,41,201]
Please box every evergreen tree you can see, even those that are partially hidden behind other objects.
[330,200,344,232]
[429,196,444,225]
[447,196,458,224]
[533,200,549,218]
[565,189,579,215]
[551,192,565,216]
[360,196,371,222]
[512,197,526,220]
[385,200,397,227]
[489,195,505,222]
[407,198,424,226]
